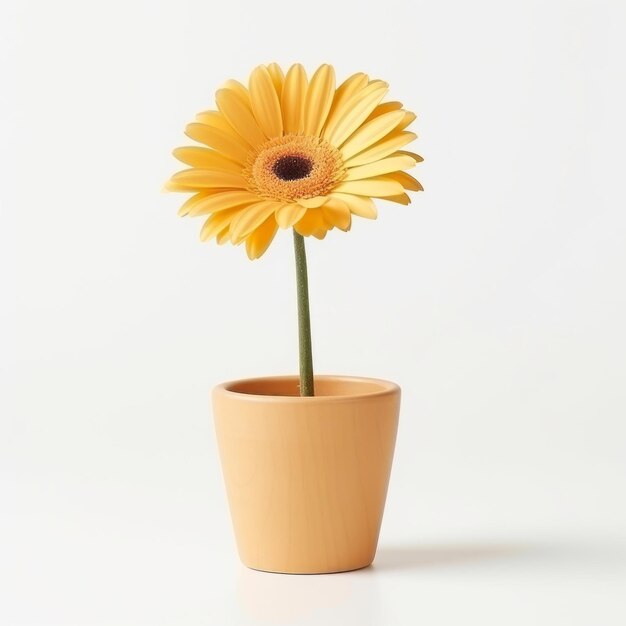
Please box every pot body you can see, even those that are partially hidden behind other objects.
[212,375,400,574]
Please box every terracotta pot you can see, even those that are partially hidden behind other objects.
[212,375,400,574]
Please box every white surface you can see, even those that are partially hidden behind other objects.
[2,0,626,624]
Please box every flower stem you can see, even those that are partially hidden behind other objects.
[292,230,314,396]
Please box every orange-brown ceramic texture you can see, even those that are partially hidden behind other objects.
[212,375,400,574]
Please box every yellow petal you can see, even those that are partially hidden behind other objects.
[166,182,245,194]
[249,65,283,138]
[312,229,328,240]
[194,110,235,134]
[329,193,378,219]
[171,168,247,189]
[187,190,259,217]
[395,149,424,162]
[172,147,244,173]
[246,216,278,259]
[221,80,250,104]
[321,197,351,231]
[163,180,203,193]
[200,208,242,242]
[267,63,285,99]
[303,64,335,136]
[322,73,369,139]
[397,111,417,131]
[216,225,231,245]
[333,177,404,198]
[340,110,407,160]
[193,111,252,154]
[364,101,403,123]
[230,200,280,242]
[342,131,417,168]
[386,171,424,191]
[276,204,306,228]
[185,123,250,164]
[177,192,212,216]
[281,63,307,134]
[384,193,412,205]
[335,73,369,101]
[324,80,388,147]
[344,155,416,181]
[298,196,327,208]
[216,88,266,146]
[294,209,330,236]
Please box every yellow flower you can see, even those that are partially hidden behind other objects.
[167,63,423,259]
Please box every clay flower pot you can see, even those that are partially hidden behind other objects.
[212,375,400,574]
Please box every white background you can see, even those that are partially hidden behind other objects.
[2,0,626,624]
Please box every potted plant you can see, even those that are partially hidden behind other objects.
[167,63,422,574]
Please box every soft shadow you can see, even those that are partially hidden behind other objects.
[372,542,530,571]
[237,561,382,624]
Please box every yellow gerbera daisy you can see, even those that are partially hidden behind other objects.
[167,63,423,259]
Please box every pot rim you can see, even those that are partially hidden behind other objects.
[213,374,400,403]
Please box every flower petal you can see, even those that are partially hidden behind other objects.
[170,168,247,189]
[324,80,388,147]
[193,111,251,152]
[200,208,242,242]
[363,101,403,123]
[322,73,369,138]
[333,177,404,198]
[267,63,285,99]
[340,110,407,160]
[386,171,424,191]
[294,209,330,236]
[194,110,236,134]
[177,192,213,217]
[185,123,249,164]
[173,147,244,173]
[397,111,417,131]
[163,180,204,193]
[298,196,327,208]
[221,80,250,104]
[343,131,418,168]
[303,64,335,136]
[276,204,307,228]
[329,193,378,219]
[384,193,412,205]
[395,149,424,162]
[321,197,351,231]
[230,200,280,243]
[216,225,231,245]
[344,155,416,181]
[249,65,283,138]
[216,88,266,146]
[187,190,259,217]
[246,215,278,259]
[281,63,307,134]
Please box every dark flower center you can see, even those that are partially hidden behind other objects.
[272,155,313,181]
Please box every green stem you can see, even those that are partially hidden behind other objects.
[292,230,314,396]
